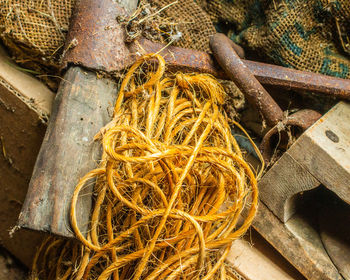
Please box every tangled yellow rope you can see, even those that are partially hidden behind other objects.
[32,54,263,280]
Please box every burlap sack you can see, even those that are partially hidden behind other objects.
[0,0,74,62]
[0,0,75,89]
[199,0,350,79]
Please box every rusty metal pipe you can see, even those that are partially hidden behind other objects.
[209,34,323,164]
[132,38,350,101]
[210,33,284,126]
[244,60,350,100]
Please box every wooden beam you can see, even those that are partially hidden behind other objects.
[19,67,118,237]
[288,101,350,205]
[256,102,350,279]
[260,101,350,222]
[251,202,343,280]
[259,152,320,222]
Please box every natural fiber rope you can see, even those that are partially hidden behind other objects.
[31,54,263,280]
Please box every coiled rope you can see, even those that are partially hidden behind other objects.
[31,54,263,280]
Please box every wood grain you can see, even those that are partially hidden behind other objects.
[259,152,320,222]
[227,232,305,280]
[288,101,350,205]
[251,202,343,280]
[19,67,118,237]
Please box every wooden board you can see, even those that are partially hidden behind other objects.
[227,231,305,280]
[18,0,139,239]
[19,67,118,237]
[251,202,343,280]
[256,102,350,279]
[259,152,320,222]
[260,101,350,223]
[288,101,350,205]
[0,46,54,267]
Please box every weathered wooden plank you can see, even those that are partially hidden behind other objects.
[0,46,53,267]
[260,101,350,223]
[19,67,118,237]
[288,101,350,205]
[251,202,343,280]
[227,232,305,280]
[252,101,350,279]
[259,152,320,222]
[18,0,139,239]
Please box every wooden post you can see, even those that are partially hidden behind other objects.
[254,101,350,279]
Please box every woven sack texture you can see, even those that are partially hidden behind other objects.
[145,0,216,52]
[0,0,349,81]
[0,0,74,64]
[0,0,75,89]
[198,0,350,79]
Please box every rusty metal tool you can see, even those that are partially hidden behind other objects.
[259,109,322,162]
[19,0,139,237]
[20,0,349,239]
[210,33,321,161]
[210,33,284,127]
[135,38,350,101]
[61,34,350,101]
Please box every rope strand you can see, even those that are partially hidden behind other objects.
[31,54,262,280]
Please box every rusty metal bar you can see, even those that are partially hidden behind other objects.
[245,60,350,100]
[209,33,284,126]
[132,38,223,78]
[131,38,350,101]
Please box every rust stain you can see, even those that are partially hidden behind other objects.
[210,33,284,127]
[260,110,322,163]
